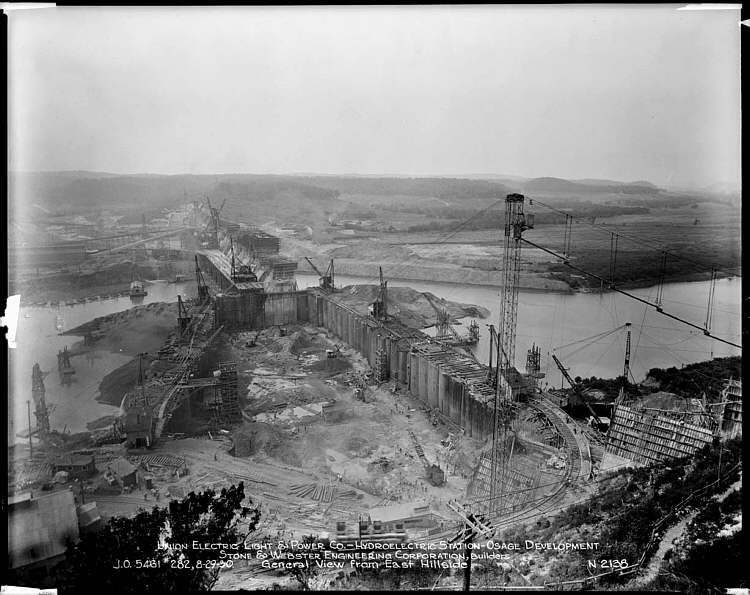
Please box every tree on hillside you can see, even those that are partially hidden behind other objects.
[284,534,323,590]
[52,482,260,593]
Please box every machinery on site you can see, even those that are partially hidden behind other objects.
[229,236,257,283]
[304,257,335,291]
[57,346,76,384]
[32,363,52,438]
[525,343,545,391]
[194,255,210,303]
[177,295,192,339]
[369,267,388,320]
[129,263,148,300]
[326,344,342,359]
[430,300,480,348]
[198,197,226,249]
[129,280,148,300]
[551,353,609,432]
[487,193,535,515]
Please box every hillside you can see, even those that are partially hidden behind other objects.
[523,176,662,195]
[10,170,740,292]
[491,436,743,591]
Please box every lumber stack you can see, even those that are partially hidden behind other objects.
[288,482,336,503]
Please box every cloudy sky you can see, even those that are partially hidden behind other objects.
[7,5,741,189]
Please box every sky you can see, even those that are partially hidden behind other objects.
[7,5,742,189]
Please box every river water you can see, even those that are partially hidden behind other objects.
[297,273,741,388]
[9,275,740,444]
[9,280,195,443]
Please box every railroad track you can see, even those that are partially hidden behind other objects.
[431,396,589,542]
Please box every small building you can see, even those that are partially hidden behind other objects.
[105,457,138,487]
[364,501,440,534]
[8,489,80,582]
[124,406,153,449]
[52,454,96,479]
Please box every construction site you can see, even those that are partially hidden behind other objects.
[8,194,742,590]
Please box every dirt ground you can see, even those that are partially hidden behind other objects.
[8,314,584,590]
[328,285,490,328]
[89,322,483,587]
[220,323,479,513]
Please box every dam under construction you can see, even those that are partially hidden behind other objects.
[10,195,740,589]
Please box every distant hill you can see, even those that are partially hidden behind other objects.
[11,170,676,218]
[523,176,661,195]
[8,171,513,219]
[298,175,511,200]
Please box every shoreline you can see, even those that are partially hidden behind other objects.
[298,269,741,295]
[16,267,741,310]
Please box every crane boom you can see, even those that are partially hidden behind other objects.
[195,255,210,302]
[551,354,576,388]
[551,353,603,426]
[304,257,324,277]
[305,257,334,291]
[623,322,632,380]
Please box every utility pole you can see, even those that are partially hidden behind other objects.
[138,352,149,408]
[77,478,86,505]
[447,502,494,592]
[27,401,33,459]
[463,520,474,592]
[622,322,632,382]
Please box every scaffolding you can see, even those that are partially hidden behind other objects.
[490,193,533,516]
[32,363,50,437]
[374,347,388,382]
[525,343,542,391]
[210,362,240,426]
[57,346,75,385]
[604,405,714,465]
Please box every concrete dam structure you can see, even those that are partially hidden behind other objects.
[213,287,520,440]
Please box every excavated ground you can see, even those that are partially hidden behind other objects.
[79,324,484,574]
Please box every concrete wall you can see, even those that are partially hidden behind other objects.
[214,290,310,330]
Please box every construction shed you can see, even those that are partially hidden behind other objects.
[8,489,80,579]
[52,454,96,479]
[365,501,440,533]
[105,457,139,487]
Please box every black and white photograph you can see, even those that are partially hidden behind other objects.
[4,4,743,593]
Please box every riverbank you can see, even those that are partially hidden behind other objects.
[11,257,196,306]
[298,263,740,295]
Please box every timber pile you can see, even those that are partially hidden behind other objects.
[337,488,358,501]
[131,454,186,468]
[288,482,336,503]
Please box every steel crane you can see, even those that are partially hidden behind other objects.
[304,257,335,291]
[551,353,605,430]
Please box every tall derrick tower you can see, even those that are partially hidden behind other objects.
[489,193,533,515]
[32,363,50,437]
